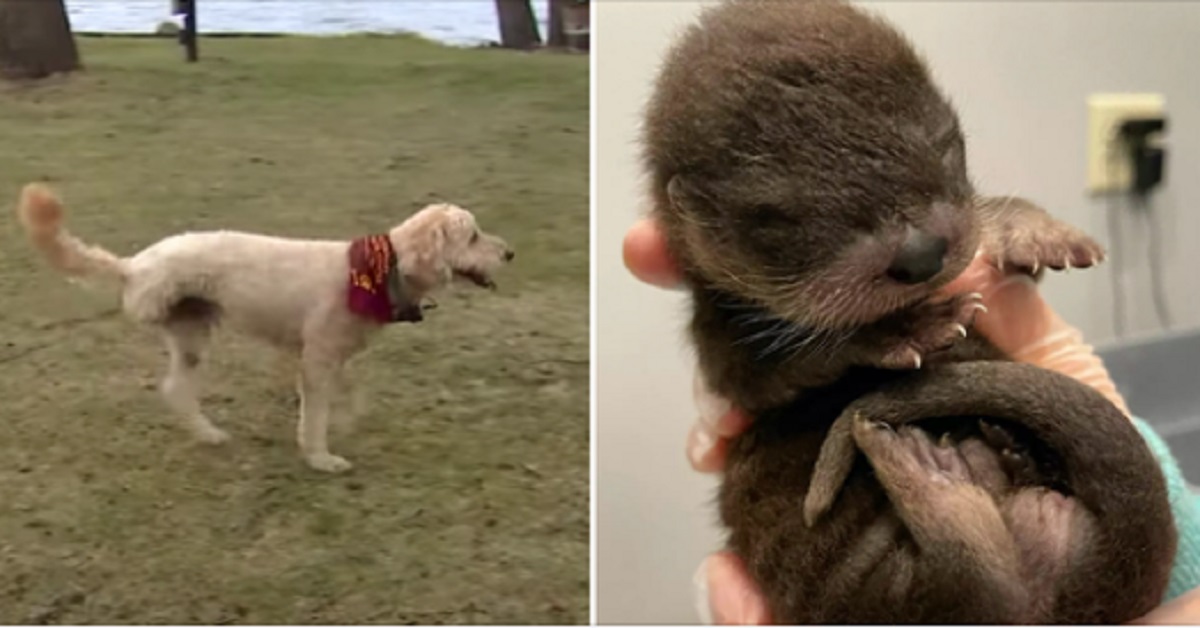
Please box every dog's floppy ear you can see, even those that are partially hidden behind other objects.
[398,213,450,291]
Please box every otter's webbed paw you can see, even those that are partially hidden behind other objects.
[884,425,975,485]
[870,292,985,370]
[853,421,1005,518]
[995,222,1105,274]
[981,197,1105,274]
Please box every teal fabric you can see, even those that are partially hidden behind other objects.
[1134,417,1200,601]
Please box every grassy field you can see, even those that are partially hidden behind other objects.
[0,35,588,624]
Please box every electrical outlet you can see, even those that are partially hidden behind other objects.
[1087,93,1166,193]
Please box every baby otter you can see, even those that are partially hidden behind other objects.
[642,0,1175,623]
[643,0,1104,414]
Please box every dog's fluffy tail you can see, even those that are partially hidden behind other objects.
[16,183,128,281]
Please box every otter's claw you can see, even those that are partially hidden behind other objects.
[992,218,1105,275]
[875,292,983,371]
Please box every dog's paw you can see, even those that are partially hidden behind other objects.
[306,453,353,473]
[194,426,231,445]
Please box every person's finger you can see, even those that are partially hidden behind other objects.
[687,423,728,473]
[694,552,773,625]
[695,371,752,437]
[937,256,1079,360]
[693,557,716,626]
[623,217,685,289]
[695,370,732,429]
[937,249,995,298]
[690,371,753,472]
[964,272,1129,414]
[972,273,1060,357]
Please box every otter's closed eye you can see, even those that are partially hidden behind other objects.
[743,204,797,228]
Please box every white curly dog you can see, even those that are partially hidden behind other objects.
[16,183,513,473]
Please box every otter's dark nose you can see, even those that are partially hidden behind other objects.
[886,228,947,284]
[505,249,515,262]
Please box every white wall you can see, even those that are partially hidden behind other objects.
[595,1,1200,623]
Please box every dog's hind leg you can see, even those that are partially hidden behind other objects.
[160,321,228,444]
[297,349,352,473]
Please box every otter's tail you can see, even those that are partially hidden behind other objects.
[16,183,128,281]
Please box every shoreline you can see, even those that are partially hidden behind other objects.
[73,31,589,54]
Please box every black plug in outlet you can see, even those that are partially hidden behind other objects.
[1119,117,1167,196]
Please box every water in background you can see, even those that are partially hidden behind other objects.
[66,0,551,46]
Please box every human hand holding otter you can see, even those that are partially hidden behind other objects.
[624,217,1198,625]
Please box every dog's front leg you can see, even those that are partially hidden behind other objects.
[329,367,358,430]
[297,351,352,473]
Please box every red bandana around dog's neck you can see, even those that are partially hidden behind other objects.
[346,234,422,324]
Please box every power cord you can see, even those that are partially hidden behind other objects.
[1116,117,1172,333]
[1134,193,1174,330]
[1105,162,1127,337]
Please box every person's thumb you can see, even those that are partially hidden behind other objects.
[623,218,685,290]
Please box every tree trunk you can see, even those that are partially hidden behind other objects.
[180,0,197,62]
[494,0,541,50]
[547,0,566,48]
[560,0,588,52]
[0,0,81,80]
